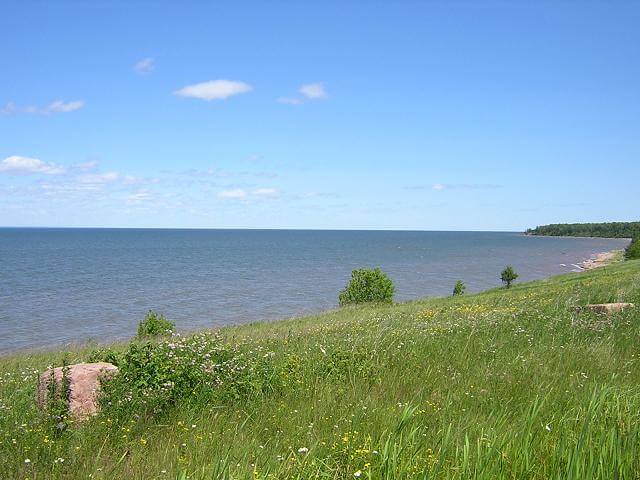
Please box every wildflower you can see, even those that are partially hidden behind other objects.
[545,424,552,432]
[297,447,309,454]
[354,471,362,478]
[24,459,31,464]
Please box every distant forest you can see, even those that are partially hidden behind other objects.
[526,222,640,238]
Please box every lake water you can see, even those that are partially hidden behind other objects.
[0,228,629,353]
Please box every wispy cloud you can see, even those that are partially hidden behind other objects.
[1,100,85,115]
[277,82,328,105]
[134,57,155,74]
[123,174,159,186]
[76,171,120,184]
[174,80,252,101]
[0,156,66,175]
[253,187,279,197]
[177,167,277,180]
[217,187,280,199]
[217,188,247,199]
[299,83,327,99]
[127,190,153,204]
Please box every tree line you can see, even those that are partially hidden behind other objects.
[526,222,640,260]
[526,222,640,239]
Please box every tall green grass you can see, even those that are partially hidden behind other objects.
[1,260,640,479]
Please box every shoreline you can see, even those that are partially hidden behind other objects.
[577,249,623,271]
[0,250,626,358]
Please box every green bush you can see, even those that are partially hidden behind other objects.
[99,333,280,417]
[136,310,175,338]
[501,265,518,288]
[453,280,466,296]
[339,267,395,306]
[625,238,640,260]
[87,347,121,366]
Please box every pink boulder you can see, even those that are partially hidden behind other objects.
[37,362,118,420]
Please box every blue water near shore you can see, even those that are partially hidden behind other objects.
[0,228,629,353]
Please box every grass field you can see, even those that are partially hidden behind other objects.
[2,260,640,479]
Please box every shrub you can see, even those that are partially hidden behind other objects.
[339,267,395,306]
[136,310,175,338]
[625,238,640,260]
[501,266,518,288]
[99,333,280,417]
[87,347,121,366]
[453,280,466,296]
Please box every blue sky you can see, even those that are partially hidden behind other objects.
[1,1,638,230]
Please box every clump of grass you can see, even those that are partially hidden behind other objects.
[136,310,175,338]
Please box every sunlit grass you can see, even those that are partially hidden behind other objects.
[1,260,639,479]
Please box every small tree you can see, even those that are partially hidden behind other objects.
[137,310,175,338]
[453,280,466,296]
[339,267,395,306]
[500,266,518,288]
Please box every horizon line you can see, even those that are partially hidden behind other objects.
[0,226,525,233]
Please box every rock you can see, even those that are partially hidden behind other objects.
[581,303,635,315]
[37,362,118,420]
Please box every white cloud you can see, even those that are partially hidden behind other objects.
[0,156,66,175]
[1,100,84,115]
[253,187,278,197]
[127,190,152,204]
[45,100,85,113]
[432,183,446,191]
[217,188,246,199]
[0,102,17,114]
[134,57,155,74]
[299,83,327,99]
[278,82,328,105]
[174,80,252,101]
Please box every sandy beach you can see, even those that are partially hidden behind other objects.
[578,250,623,270]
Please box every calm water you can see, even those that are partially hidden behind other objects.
[0,229,629,353]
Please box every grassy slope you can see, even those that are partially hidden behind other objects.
[2,260,640,479]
